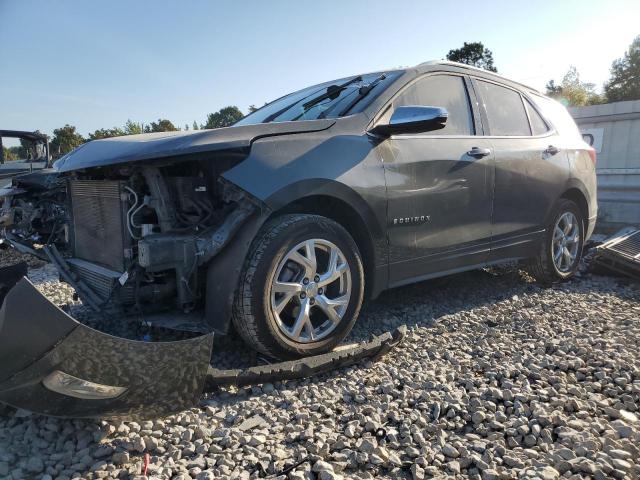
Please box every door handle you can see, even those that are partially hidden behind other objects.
[544,145,560,156]
[467,147,491,158]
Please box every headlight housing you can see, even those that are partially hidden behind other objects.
[42,370,127,400]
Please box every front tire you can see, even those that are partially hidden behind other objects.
[232,214,364,359]
[527,198,584,284]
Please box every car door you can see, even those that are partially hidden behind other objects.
[471,79,570,261]
[377,73,495,286]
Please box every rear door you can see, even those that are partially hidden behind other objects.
[378,73,495,285]
[471,78,570,261]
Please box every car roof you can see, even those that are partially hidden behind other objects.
[413,60,543,95]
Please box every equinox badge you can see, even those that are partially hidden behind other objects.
[393,215,431,225]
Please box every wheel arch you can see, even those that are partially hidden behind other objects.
[265,183,387,301]
[204,179,388,335]
[560,186,589,227]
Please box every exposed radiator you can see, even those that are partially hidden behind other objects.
[69,179,130,271]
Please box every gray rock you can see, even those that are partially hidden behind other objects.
[482,469,499,480]
[312,460,334,473]
[25,457,44,473]
[411,463,425,480]
[538,466,560,480]
[442,444,459,458]
[611,458,632,471]
[611,420,634,438]
[112,451,130,465]
[472,411,486,425]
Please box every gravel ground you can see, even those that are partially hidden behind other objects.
[0,248,639,480]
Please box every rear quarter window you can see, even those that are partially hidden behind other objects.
[524,97,549,136]
[529,94,582,140]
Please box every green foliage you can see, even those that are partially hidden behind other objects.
[604,35,640,102]
[88,127,125,140]
[144,119,179,133]
[248,104,259,114]
[50,125,85,156]
[2,147,19,162]
[446,42,497,72]
[124,119,144,135]
[203,106,244,129]
[192,121,199,130]
[545,66,603,106]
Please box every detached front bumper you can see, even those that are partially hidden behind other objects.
[0,276,214,419]
[0,269,405,420]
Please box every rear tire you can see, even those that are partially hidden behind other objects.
[232,214,364,359]
[527,199,584,284]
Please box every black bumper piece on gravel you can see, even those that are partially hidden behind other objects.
[0,266,405,419]
[0,276,214,419]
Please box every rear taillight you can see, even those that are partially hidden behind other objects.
[587,146,596,166]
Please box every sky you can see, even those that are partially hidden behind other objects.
[1,0,639,142]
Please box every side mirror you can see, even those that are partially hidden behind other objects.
[370,106,448,136]
[582,133,594,147]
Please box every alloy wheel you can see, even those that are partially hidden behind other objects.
[269,239,352,343]
[552,212,580,273]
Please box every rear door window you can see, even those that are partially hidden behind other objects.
[393,74,474,135]
[476,80,531,136]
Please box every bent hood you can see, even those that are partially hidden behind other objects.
[54,119,335,173]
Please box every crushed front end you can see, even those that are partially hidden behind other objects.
[0,155,405,419]
[1,154,257,317]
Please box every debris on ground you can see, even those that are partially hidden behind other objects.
[593,226,640,280]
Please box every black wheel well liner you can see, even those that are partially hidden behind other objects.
[560,188,589,225]
[268,195,376,299]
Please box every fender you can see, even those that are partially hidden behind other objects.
[223,131,388,261]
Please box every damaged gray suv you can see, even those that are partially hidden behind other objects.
[0,61,596,417]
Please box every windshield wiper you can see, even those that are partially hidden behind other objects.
[301,76,363,111]
[261,87,326,124]
[337,73,387,116]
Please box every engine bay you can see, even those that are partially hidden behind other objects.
[0,155,257,320]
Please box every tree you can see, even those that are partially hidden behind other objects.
[545,66,603,106]
[88,127,125,140]
[545,79,562,96]
[145,119,179,133]
[192,121,199,130]
[446,42,497,72]
[604,35,640,102]
[203,106,244,129]
[248,104,259,114]
[123,119,144,135]
[2,147,19,162]
[50,125,85,156]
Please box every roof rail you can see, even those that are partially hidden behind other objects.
[415,60,542,94]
